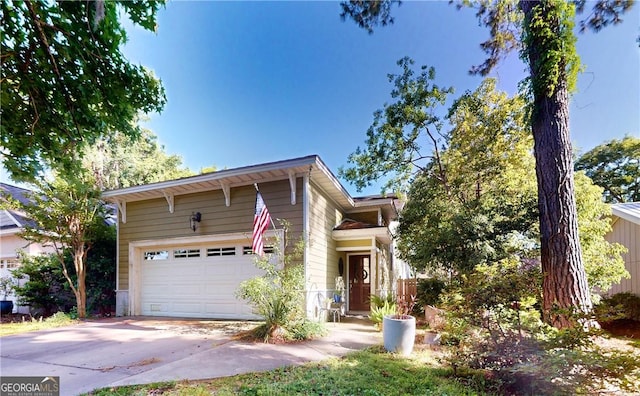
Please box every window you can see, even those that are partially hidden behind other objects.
[207,247,236,257]
[242,246,274,255]
[143,251,169,261]
[174,249,201,259]
[0,258,20,269]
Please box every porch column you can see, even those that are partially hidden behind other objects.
[370,244,377,302]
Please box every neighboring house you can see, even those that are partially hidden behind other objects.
[605,202,640,296]
[102,155,408,320]
[0,183,55,314]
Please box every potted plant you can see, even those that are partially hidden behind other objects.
[0,276,16,315]
[383,295,417,355]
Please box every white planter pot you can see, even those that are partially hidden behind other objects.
[382,315,416,355]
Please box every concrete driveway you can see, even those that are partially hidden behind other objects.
[0,317,380,395]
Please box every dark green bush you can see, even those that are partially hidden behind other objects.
[596,292,640,322]
[416,277,446,307]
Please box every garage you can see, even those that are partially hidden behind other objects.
[138,242,264,319]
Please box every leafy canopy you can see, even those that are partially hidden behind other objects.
[3,170,108,318]
[575,136,640,203]
[83,127,193,191]
[1,0,167,181]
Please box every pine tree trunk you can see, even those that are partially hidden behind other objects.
[520,0,593,329]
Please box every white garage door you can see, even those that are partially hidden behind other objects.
[140,243,263,319]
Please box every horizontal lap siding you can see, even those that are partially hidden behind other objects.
[307,182,343,293]
[605,218,640,295]
[118,180,303,289]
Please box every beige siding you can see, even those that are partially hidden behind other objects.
[118,180,303,289]
[605,217,640,295]
[307,181,343,295]
[336,239,371,249]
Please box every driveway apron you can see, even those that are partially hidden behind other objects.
[0,317,379,395]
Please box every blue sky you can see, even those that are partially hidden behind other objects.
[120,1,638,197]
[11,1,639,196]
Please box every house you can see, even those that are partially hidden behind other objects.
[0,183,56,314]
[605,202,640,296]
[102,155,407,320]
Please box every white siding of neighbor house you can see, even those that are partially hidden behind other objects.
[117,180,304,291]
[605,216,640,295]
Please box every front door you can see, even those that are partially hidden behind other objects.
[348,255,371,311]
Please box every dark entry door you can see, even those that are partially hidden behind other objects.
[349,255,371,311]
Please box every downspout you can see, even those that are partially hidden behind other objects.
[303,169,311,317]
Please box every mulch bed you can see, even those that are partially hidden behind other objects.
[0,313,34,324]
[601,319,640,339]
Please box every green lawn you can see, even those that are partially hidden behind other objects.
[86,346,493,396]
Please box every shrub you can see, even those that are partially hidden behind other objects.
[12,253,75,316]
[416,277,446,307]
[369,294,394,309]
[439,257,640,394]
[237,224,325,342]
[595,292,640,322]
[370,300,396,330]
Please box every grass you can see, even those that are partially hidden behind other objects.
[86,346,494,396]
[0,312,77,336]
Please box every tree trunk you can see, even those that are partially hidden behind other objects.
[74,248,87,319]
[520,0,593,329]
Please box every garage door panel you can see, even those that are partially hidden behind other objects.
[140,243,263,319]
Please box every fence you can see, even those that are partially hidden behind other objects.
[396,278,417,303]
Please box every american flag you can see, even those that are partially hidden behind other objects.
[252,191,271,256]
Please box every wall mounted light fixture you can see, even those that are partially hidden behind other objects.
[190,212,202,232]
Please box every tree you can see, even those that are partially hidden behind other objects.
[339,0,634,328]
[83,128,193,191]
[1,0,167,181]
[397,78,538,275]
[575,136,640,203]
[395,77,627,301]
[7,172,107,318]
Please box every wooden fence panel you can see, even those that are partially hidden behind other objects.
[396,278,417,303]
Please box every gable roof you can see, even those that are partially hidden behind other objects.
[102,155,400,216]
[0,182,37,232]
[611,202,640,225]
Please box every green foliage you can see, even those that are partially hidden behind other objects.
[339,0,635,330]
[339,56,454,193]
[84,224,117,316]
[237,228,324,341]
[574,172,629,298]
[369,293,394,309]
[288,320,328,341]
[12,254,75,316]
[596,292,640,322]
[416,278,446,307]
[370,300,397,329]
[0,276,17,299]
[5,171,109,318]
[397,78,538,275]
[1,0,167,182]
[84,128,194,191]
[440,258,640,394]
[520,0,581,97]
[11,226,116,317]
[392,78,625,296]
[575,135,640,203]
